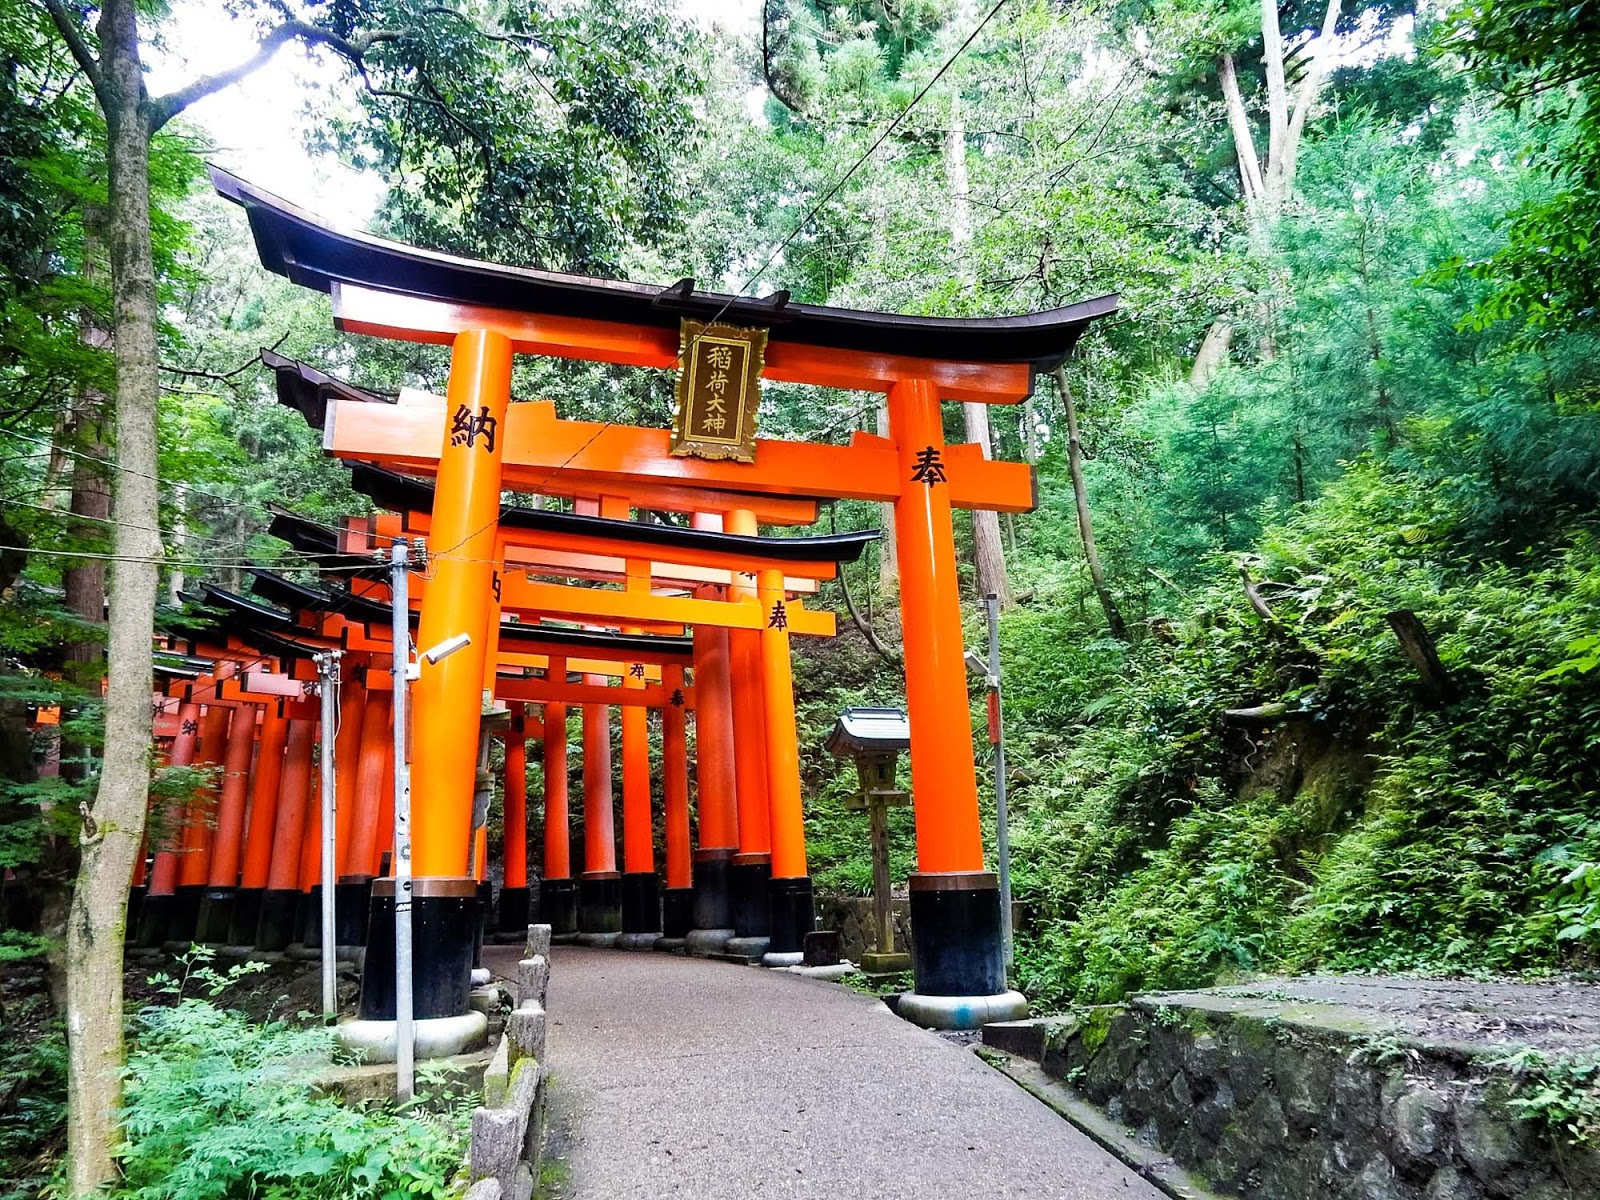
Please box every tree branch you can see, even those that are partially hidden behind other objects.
[837,560,900,664]
[40,0,104,106]
[1280,0,1342,196]
[1218,53,1265,206]
[1259,0,1290,194]
[147,20,410,132]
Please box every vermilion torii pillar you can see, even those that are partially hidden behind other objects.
[136,698,199,948]
[757,568,811,966]
[688,620,739,954]
[577,673,621,945]
[660,665,694,944]
[724,509,774,959]
[230,702,288,946]
[618,641,661,948]
[196,702,258,944]
[541,693,576,938]
[496,703,532,936]
[359,328,512,1027]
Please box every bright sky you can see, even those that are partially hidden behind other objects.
[149,0,760,229]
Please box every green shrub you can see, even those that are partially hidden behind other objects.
[114,998,468,1200]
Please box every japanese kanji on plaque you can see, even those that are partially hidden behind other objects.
[670,319,765,462]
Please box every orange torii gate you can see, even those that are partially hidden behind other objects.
[217,168,1116,1030]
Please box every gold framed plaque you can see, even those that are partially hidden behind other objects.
[670,319,765,462]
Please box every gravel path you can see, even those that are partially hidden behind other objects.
[485,944,1162,1200]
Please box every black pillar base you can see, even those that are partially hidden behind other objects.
[126,885,146,943]
[577,872,622,934]
[357,877,478,1021]
[908,873,1006,996]
[730,856,772,938]
[335,878,372,947]
[255,888,300,951]
[662,887,695,938]
[297,885,322,950]
[691,848,734,931]
[620,873,661,934]
[195,888,236,945]
[228,888,264,947]
[539,878,578,935]
[497,886,531,934]
[768,876,815,955]
[167,884,204,945]
[473,880,493,967]
[135,892,172,949]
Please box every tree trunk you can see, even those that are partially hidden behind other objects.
[1054,366,1127,641]
[62,206,112,776]
[65,2,161,1192]
[167,482,186,605]
[962,401,1012,607]
[1189,319,1234,390]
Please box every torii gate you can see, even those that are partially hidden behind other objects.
[217,167,1116,1030]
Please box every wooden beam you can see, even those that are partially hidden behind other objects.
[333,284,1035,403]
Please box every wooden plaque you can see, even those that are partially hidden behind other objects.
[670,319,765,462]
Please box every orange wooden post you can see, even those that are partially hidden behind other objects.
[660,664,694,940]
[540,694,576,935]
[173,704,232,941]
[196,703,258,943]
[689,621,739,942]
[757,567,812,962]
[372,733,395,877]
[234,702,288,945]
[888,377,1013,1011]
[620,632,660,941]
[346,691,391,881]
[389,326,512,1019]
[332,676,367,873]
[578,675,621,940]
[495,704,531,935]
[258,716,315,950]
[137,700,200,947]
[724,509,773,947]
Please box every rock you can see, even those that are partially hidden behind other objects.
[1224,1025,1275,1098]
[803,929,841,966]
[1453,1100,1523,1184]
[1182,1030,1223,1079]
[517,955,549,1006]
[1423,1166,1482,1200]
[1390,1087,1453,1169]
[1334,1060,1383,1132]
[505,1004,547,1065]
[524,923,551,959]
[1192,1081,1235,1144]
[1276,1038,1335,1133]
[1354,1153,1409,1200]
[1240,1089,1289,1153]
[464,1179,503,1200]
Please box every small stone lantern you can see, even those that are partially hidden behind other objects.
[824,707,913,974]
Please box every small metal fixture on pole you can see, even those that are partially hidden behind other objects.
[389,537,415,1103]
[824,708,912,975]
[967,593,1013,967]
[314,647,342,1021]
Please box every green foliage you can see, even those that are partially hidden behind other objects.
[114,997,468,1200]
[0,985,66,1200]
[1485,1047,1600,1147]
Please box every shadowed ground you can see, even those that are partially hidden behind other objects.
[486,943,1163,1199]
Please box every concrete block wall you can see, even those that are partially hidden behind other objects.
[468,923,552,1200]
[815,894,912,965]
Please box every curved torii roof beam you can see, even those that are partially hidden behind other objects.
[218,169,1117,397]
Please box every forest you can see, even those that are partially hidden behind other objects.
[2,0,1599,1195]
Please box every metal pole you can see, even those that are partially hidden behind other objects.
[986,593,1014,968]
[317,649,341,1021]
[390,538,415,1103]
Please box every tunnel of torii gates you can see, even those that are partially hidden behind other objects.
[125,168,1116,1032]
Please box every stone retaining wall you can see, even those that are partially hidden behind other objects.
[466,924,552,1200]
[815,893,911,965]
[982,981,1600,1200]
